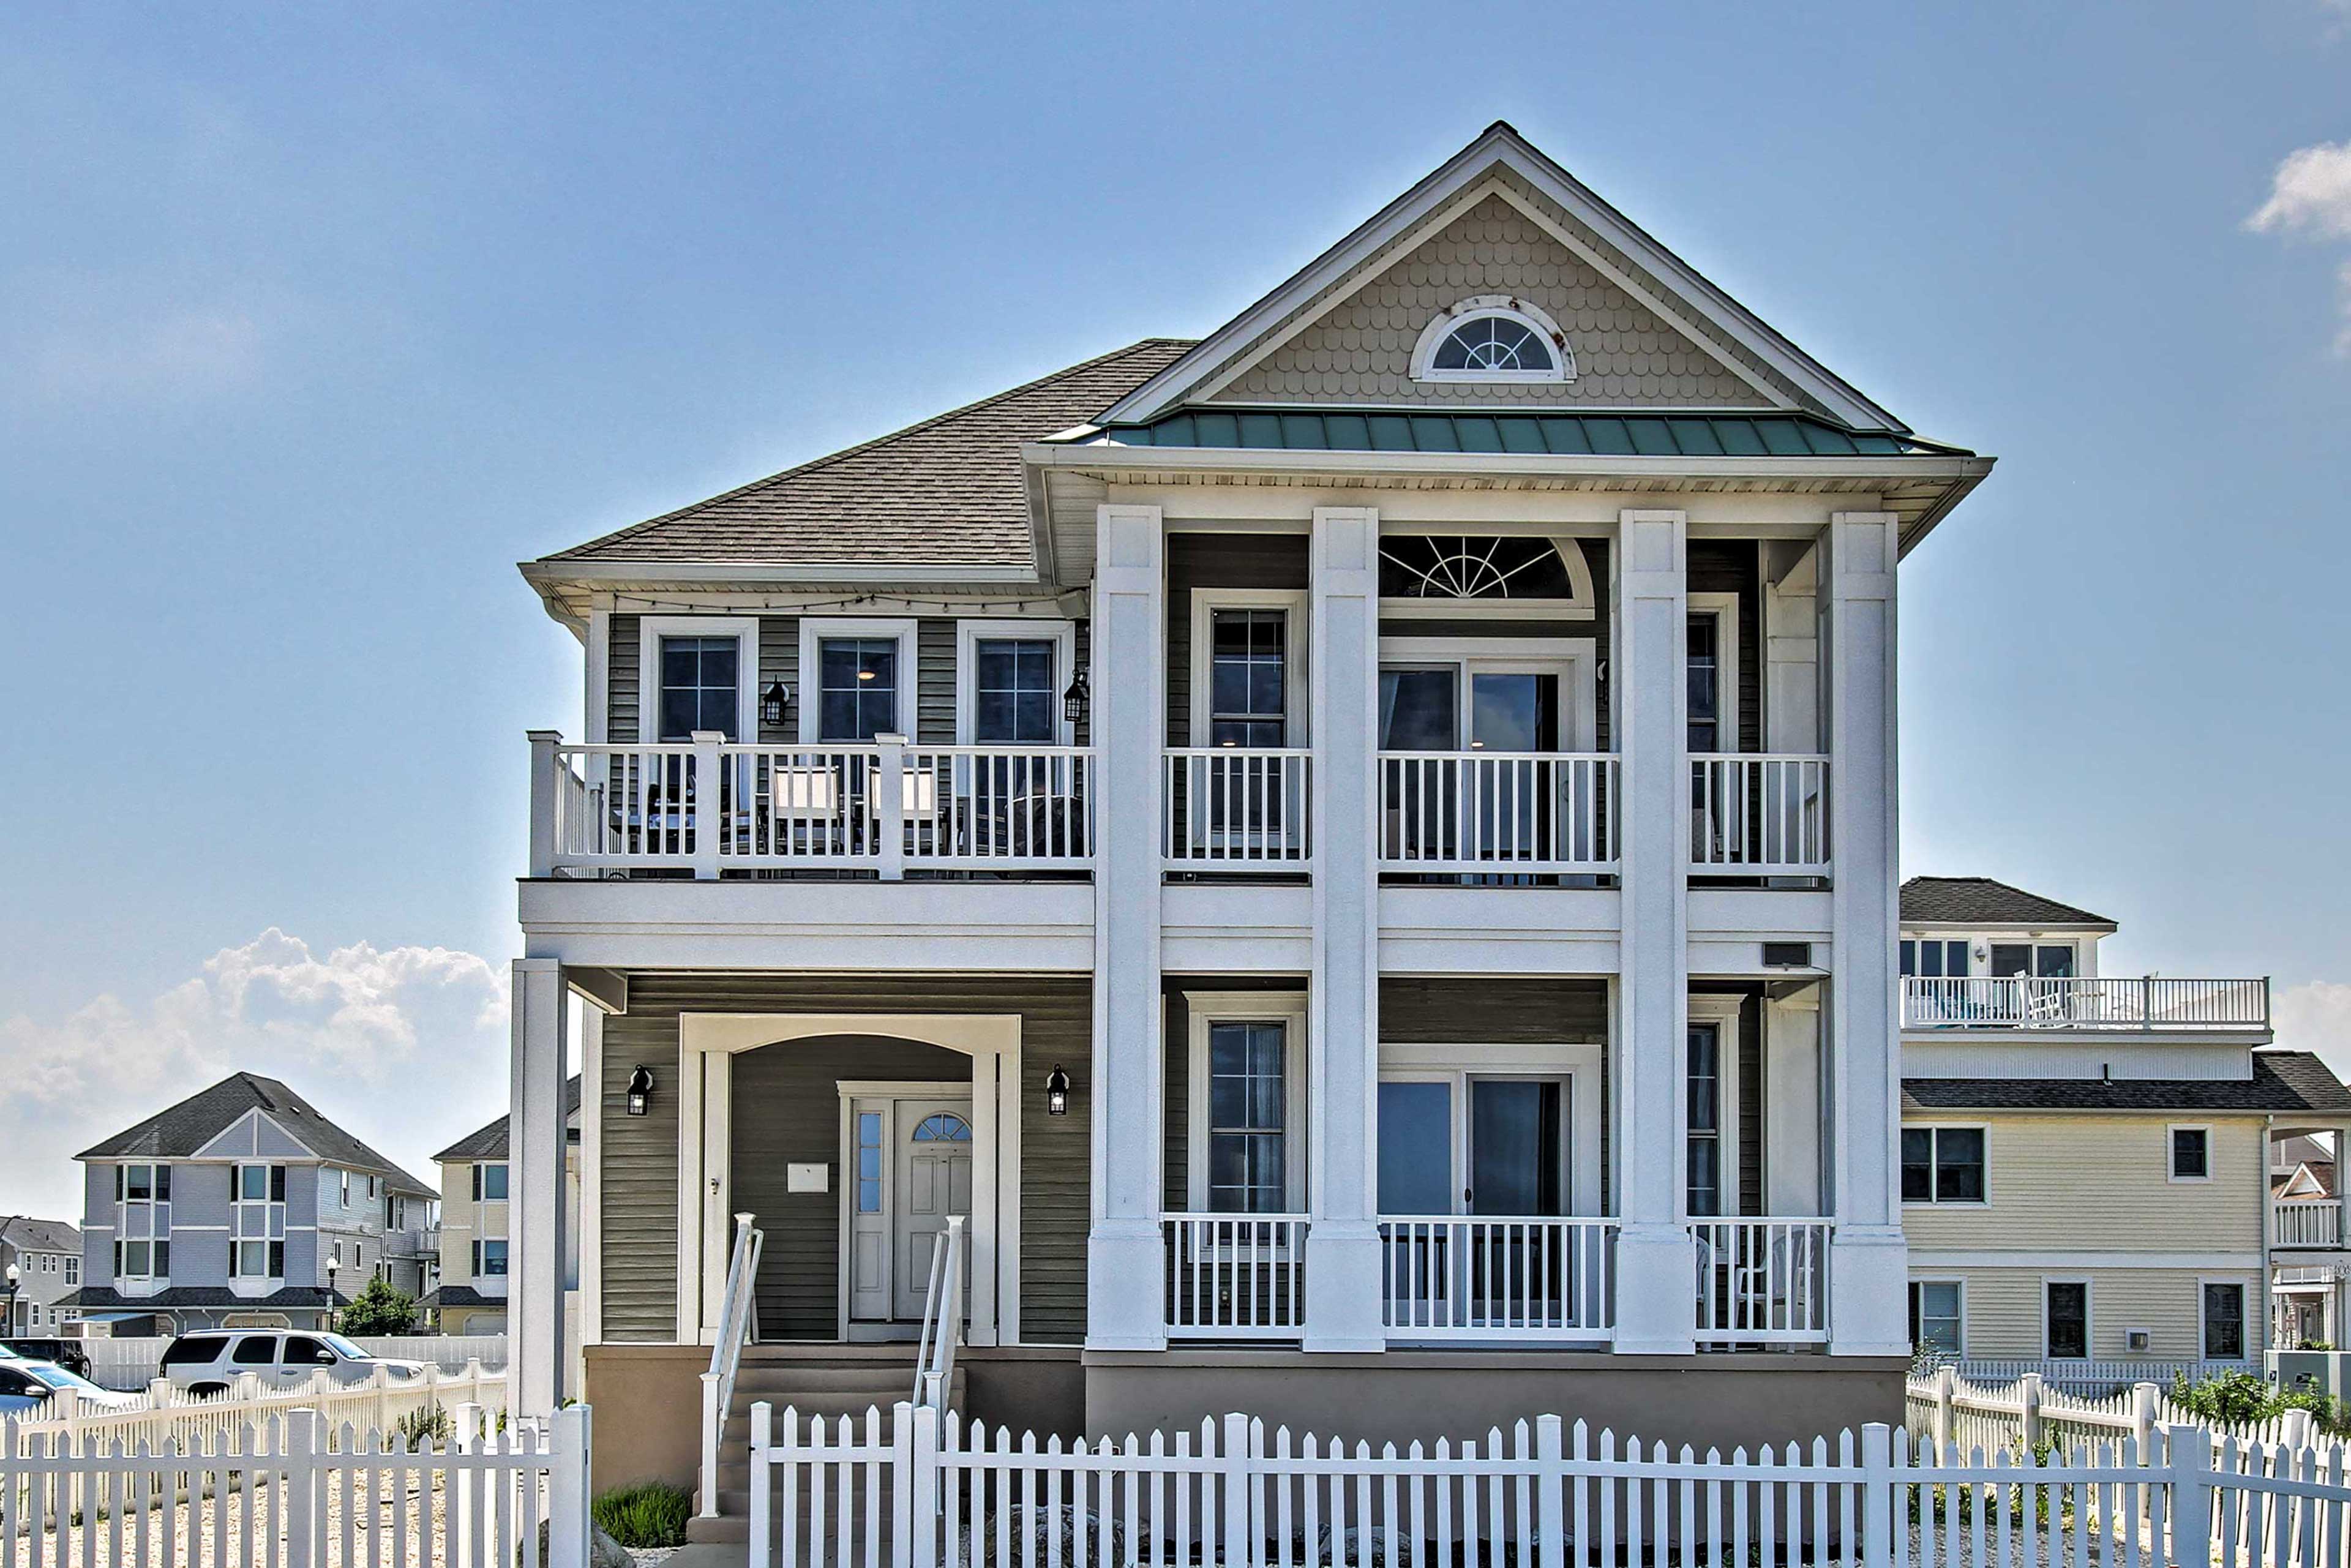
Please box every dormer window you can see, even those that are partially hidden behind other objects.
[1410,296,1573,384]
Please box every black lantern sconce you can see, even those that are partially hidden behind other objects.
[1044,1064,1070,1117]
[626,1065,655,1117]
[1061,668,1089,728]
[760,680,791,728]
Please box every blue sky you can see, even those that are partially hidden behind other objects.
[3,2,2349,1218]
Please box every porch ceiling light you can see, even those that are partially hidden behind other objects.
[1044,1064,1070,1117]
[627,1065,655,1117]
[760,680,790,727]
[1062,667,1089,727]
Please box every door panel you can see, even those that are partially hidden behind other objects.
[893,1101,973,1321]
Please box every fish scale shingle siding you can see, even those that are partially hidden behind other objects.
[596,974,1092,1345]
[1209,193,1768,409]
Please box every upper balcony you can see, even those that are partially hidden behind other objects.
[1900,975,2271,1033]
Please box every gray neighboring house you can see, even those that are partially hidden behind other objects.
[1,1218,84,1336]
[61,1073,441,1335]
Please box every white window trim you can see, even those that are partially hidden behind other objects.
[638,615,762,745]
[1374,1041,1606,1218]
[954,619,1076,746]
[1903,1121,1993,1208]
[1189,589,1309,748]
[1377,637,1600,752]
[1184,991,1311,1214]
[1685,994,1745,1220]
[833,1079,974,1335]
[2042,1275,2094,1360]
[2200,1276,2252,1362]
[1409,295,1575,384]
[798,618,918,743]
[1376,534,1597,620]
[1910,1276,1968,1357]
[1687,591,1741,754]
[2169,1123,2216,1184]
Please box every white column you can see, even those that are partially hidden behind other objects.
[1086,503,1168,1350]
[1611,508,1696,1354]
[509,958,570,1414]
[1303,506,1386,1352]
[1821,511,1908,1355]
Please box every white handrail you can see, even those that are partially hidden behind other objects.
[1690,1217,1832,1344]
[1162,749,1313,866]
[1902,975,2272,1030]
[1688,752,1829,873]
[700,1211,763,1519]
[1377,1215,1616,1339]
[1160,1212,1310,1338]
[913,1214,966,1408]
[1376,752,1619,872]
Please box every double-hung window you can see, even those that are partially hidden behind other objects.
[1902,1127,1986,1203]
[972,639,1059,744]
[2171,1127,2212,1182]
[817,639,901,741]
[1209,610,1288,749]
[114,1163,171,1281]
[1910,1281,1963,1356]
[2045,1280,2090,1359]
[1900,940,1971,979]
[473,1163,509,1202]
[2203,1282,2246,1360]
[1687,615,1723,753]
[473,1240,509,1278]
[1686,1024,1725,1217]
[1205,1021,1289,1213]
[230,1163,287,1280]
[658,636,743,741]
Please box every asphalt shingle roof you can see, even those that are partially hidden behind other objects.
[433,1077,582,1164]
[0,1218,80,1256]
[418,1285,501,1310]
[64,1285,349,1310]
[77,1074,437,1197]
[1903,1051,2351,1113]
[543,339,1195,569]
[1900,876,2115,929]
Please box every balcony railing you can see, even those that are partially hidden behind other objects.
[2276,1199,2345,1248]
[1902,976,2271,1032]
[1378,1217,1615,1341]
[1376,753,1618,874]
[536,735,1097,879]
[1162,749,1313,869]
[1161,1212,1308,1338]
[1689,754,1829,875]
[1690,1218,1831,1345]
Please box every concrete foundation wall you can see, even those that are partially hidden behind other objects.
[1083,1352,1908,1450]
[583,1343,705,1494]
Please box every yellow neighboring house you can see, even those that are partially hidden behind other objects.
[1899,876,2351,1374]
[422,1078,581,1340]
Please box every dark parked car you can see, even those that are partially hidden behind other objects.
[0,1338,93,1379]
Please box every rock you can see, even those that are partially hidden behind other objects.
[960,1504,1125,1567]
[529,1520,632,1567]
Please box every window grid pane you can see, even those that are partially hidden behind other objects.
[1207,1021,1286,1214]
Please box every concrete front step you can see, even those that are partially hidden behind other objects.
[696,1355,961,1537]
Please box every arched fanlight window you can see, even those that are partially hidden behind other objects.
[1409,296,1574,384]
[1378,536,1578,601]
[912,1112,973,1143]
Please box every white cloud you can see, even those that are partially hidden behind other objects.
[2276,980,2351,1081]
[2248,140,2351,354]
[0,930,510,1222]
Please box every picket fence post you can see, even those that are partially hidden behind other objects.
[285,1407,321,1568]
[2017,1373,2045,1451]
[1221,1412,1252,1566]
[1535,1414,1567,1568]
[2169,1423,2214,1568]
[2132,1382,2161,1455]
[910,1401,941,1568]
[2283,1407,2315,1449]
[751,1401,775,1568]
[1933,1366,1957,1451]
[1861,1422,1895,1568]
[550,1404,593,1568]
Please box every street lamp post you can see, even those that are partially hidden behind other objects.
[2,1261,18,1339]
[324,1258,340,1334]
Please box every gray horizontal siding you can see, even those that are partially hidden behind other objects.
[1166,534,1311,748]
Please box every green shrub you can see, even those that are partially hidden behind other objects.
[594,1481,692,1548]
[339,1278,419,1336]
[2171,1368,2277,1425]
[394,1403,454,1449]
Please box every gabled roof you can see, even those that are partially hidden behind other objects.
[1903,1052,2351,1113]
[77,1074,437,1197]
[532,339,1191,573]
[0,1218,79,1255]
[433,1076,583,1164]
[1100,122,1905,433]
[1899,876,2116,930]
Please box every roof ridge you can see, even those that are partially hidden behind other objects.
[547,337,1199,563]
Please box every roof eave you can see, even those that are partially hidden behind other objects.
[1028,440,1993,487]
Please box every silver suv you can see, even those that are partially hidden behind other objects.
[158,1330,426,1397]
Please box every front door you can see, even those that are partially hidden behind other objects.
[894,1101,974,1321]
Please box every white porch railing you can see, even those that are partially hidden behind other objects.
[1375,752,1618,873]
[1903,975,2273,1031]
[699,1211,762,1520]
[534,733,1097,878]
[1688,753,1829,874]
[913,1215,966,1408]
[1377,1216,1615,1340]
[1161,749,1313,868]
[1160,1214,1308,1338]
[1690,1218,1831,1344]
[2277,1198,2346,1248]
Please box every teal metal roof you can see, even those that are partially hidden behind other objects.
[1093,409,1968,460]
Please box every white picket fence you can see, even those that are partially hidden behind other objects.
[1954,1357,2236,1396]
[79,1335,509,1392]
[6,1360,506,1462]
[746,1400,2351,1568]
[1909,1367,2319,1456]
[1,1403,587,1567]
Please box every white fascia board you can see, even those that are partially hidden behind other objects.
[1101,124,1903,433]
[1027,440,1992,489]
[519,560,1043,589]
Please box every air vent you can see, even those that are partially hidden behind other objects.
[1761,942,1813,968]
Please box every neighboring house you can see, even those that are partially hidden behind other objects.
[60,1074,440,1335]
[1897,875,2351,1368]
[0,1218,83,1336]
[2271,1131,2344,1348]
[504,122,2003,1509]
[423,1077,582,1338]
[2272,1133,2336,1199]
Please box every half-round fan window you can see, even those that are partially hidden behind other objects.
[1409,296,1574,384]
[1434,316,1552,373]
[1379,536,1577,601]
[912,1112,973,1142]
